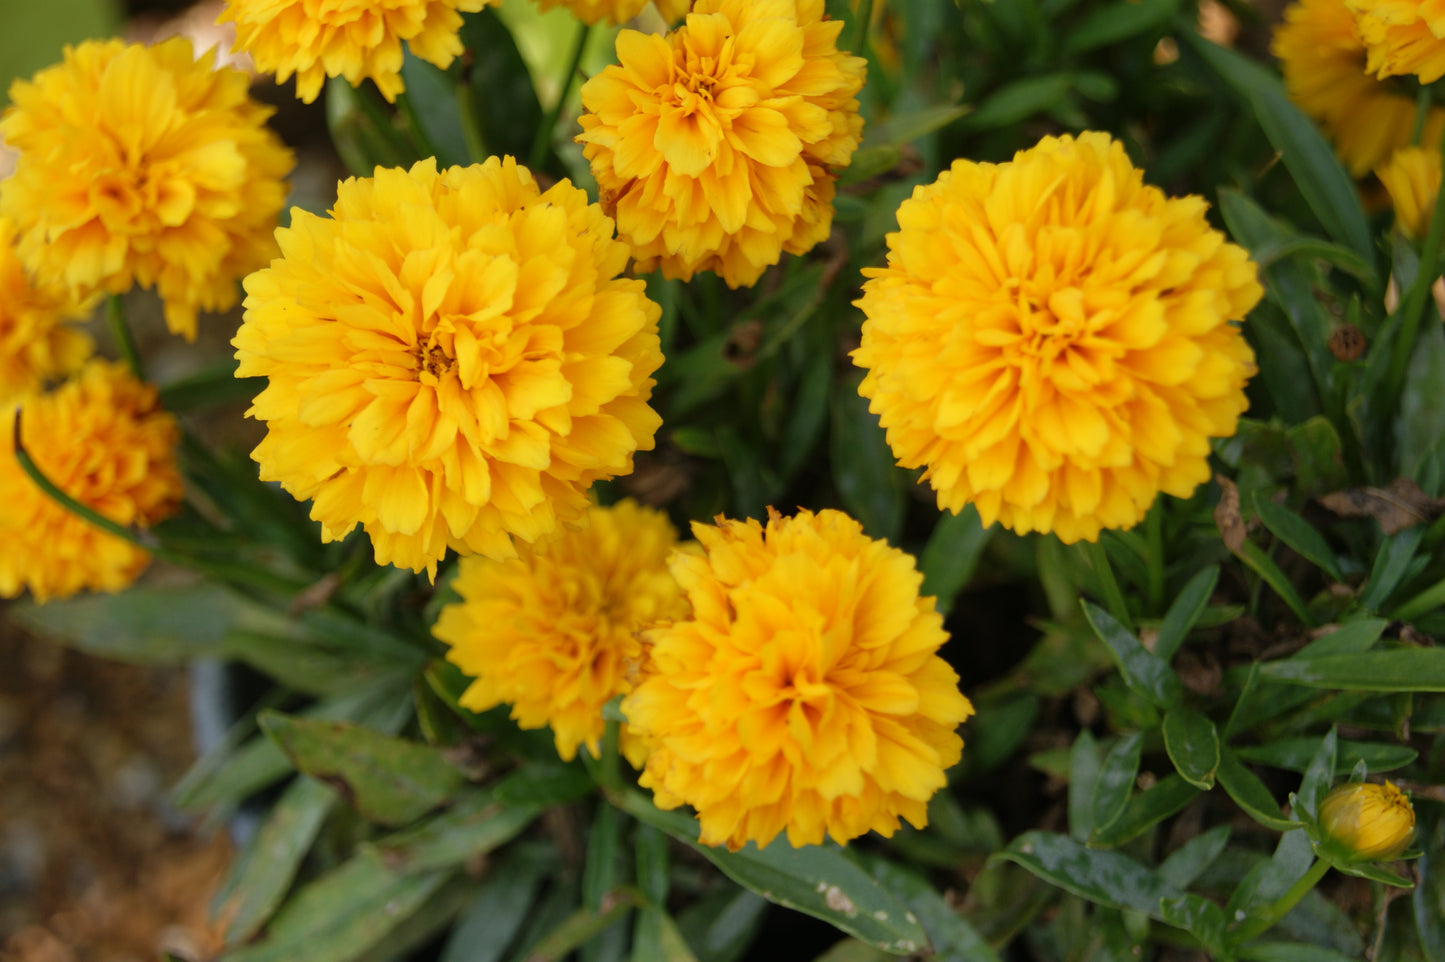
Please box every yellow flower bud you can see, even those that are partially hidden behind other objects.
[1318,781,1416,861]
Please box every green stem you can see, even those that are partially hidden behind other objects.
[395,89,442,161]
[1387,122,1445,407]
[455,82,488,163]
[1145,503,1164,615]
[1229,858,1330,946]
[599,717,622,794]
[1082,538,1130,626]
[107,295,145,381]
[530,21,591,172]
[1412,82,1432,146]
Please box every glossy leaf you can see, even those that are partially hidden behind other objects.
[831,376,908,545]
[1363,528,1425,613]
[1216,751,1297,832]
[994,831,1182,918]
[458,8,544,167]
[1236,738,1417,775]
[919,505,992,616]
[1068,730,1101,841]
[867,858,1002,962]
[1295,620,1388,658]
[1090,775,1200,848]
[1154,567,1219,663]
[259,711,465,825]
[1298,728,1339,817]
[1082,602,1183,708]
[1159,894,1227,957]
[1091,732,1144,834]
[1162,707,1220,789]
[1158,825,1231,890]
[1260,650,1445,692]
[616,792,928,955]
[1254,494,1346,583]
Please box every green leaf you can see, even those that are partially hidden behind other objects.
[1159,894,1227,957]
[1253,494,1346,583]
[831,375,908,545]
[859,103,971,149]
[1412,812,1445,962]
[1154,567,1219,663]
[1236,540,1316,626]
[584,802,622,914]
[11,583,251,663]
[218,777,338,946]
[636,823,670,908]
[1162,707,1220,789]
[398,52,470,167]
[866,859,1002,962]
[1091,733,1144,834]
[0,0,117,109]
[1082,601,1183,708]
[324,77,415,177]
[220,853,452,962]
[458,8,545,166]
[1238,943,1365,962]
[1090,775,1201,848]
[522,893,643,962]
[1296,619,1388,657]
[993,831,1183,918]
[615,792,929,955]
[1158,825,1231,890]
[1063,0,1179,55]
[1185,37,1373,261]
[633,909,702,962]
[439,848,550,962]
[370,788,540,873]
[1331,859,1415,887]
[957,74,1076,132]
[1401,312,1445,483]
[1260,650,1445,692]
[674,889,767,962]
[1363,528,1425,613]
[491,762,596,807]
[1298,728,1339,817]
[1068,730,1102,842]
[1216,751,1297,832]
[1236,738,1417,775]
[919,505,992,616]
[259,711,466,825]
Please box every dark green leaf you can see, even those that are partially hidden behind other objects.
[398,53,470,167]
[1236,540,1316,626]
[585,803,622,912]
[218,777,338,945]
[1238,944,1362,962]
[1154,567,1219,663]
[439,848,550,962]
[1412,812,1445,962]
[1401,314,1445,483]
[1063,0,1179,55]
[1092,733,1144,834]
[492,762,596,806]
[1162,707,1220,789]
[1260,650,1445,692]
[1187,39,1373,261]
[860,103,970,149]
[1158,825,1231,890]
[633,909,702,962]
[1296,619,1388,657]
[1363,528,1425,613]
[259,711,465,825]
[220,853,452,962]
[369,789,540,873]
[1068,730,1101,842]
[458,8,544,166]
[958,74,1075,132]
[1090,775,1201,847]
[1299,728,1339,816]
[12,583,250,662]
[1254,494,1346,583]
[616,793,928,955]
[1216,751,1297,832]
[993,831,1182,918]
[1236,738,1417,775]
[324,77,415,177]
[831,376,908,545]
[1082,602,1183,708]
[919,505,992,616]
[867,859,1002,962]
[637,824,670,907]
[1159,894,1227,957]
[674,889,768,962]
[509,892,641,962]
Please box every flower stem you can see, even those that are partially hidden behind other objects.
[107,295,145,382]
[529,21,591,172]
[1081,538,1130,626]
[1412,82,1432,145]
[1387,121,1445,413]
[1229,857,1330,947]
[455,82,489,164]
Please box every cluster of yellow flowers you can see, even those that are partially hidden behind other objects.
[1,0,1280,849]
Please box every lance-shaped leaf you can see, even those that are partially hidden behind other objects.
[1260,650,1445,692]
[993,831,1183,918]
[1163,707,1220,789]
[259,711,465,826]
[1082,602,1183,708]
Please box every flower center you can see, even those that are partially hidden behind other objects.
[413,341,455,382]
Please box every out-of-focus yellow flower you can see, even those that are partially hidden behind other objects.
[577,0,866,288]
[233,157,664,577]
[1318,780,1416,861]
[0,38,293,342]
[0,217,93,406]
[1378,145,1442,239]
[0,361,182,602]
[1346,0,1445,82]
[531,0,690,26]
[433,499,688,762]
[219,0,497,103]
[622,507,975,851]
[1274,0,1445,176]
[852,132,1262,544]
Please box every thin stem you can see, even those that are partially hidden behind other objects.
[1082,539,1130,626]
[395,89,442,161]
[530,21,591,172]
[1229,858,1330,946]
[1412,82,1432,146]
[1145,503,1164,615]
[1388,122,1445,406]
[455,82,488,163]
[107,295,145,381]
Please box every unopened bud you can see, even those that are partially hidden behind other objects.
[1318,781,1416,861]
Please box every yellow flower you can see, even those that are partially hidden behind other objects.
[852,133,1262,544]
[0,38,293,342]
[233,157,665,576]
[531,0,691,26]
[219,0,497,103]
[1318,780,1416,861]
[0,361,183,603]
[1378,145,1442,239]
[433,499,688,761]
[576,0,866,288]
[0,216,93,406]
[1347,0,1445,82]
[622,507,975,851]
[1274,0,1445,176]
